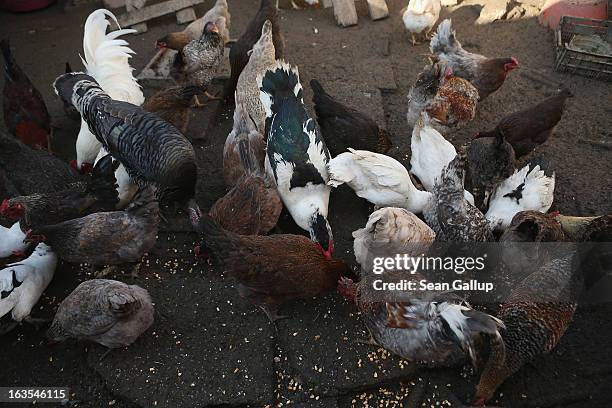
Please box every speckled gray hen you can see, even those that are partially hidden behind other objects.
[46,279,154,349]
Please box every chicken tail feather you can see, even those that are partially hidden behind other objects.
[430,19,460,55]
[0,38,26,83]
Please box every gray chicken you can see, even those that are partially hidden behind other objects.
[171,21,225,107]
[338,272,505,366]
[423,153,493,242]
[406,61,443,129]
[53,73,199,212]
[27,187,159,277]
[46,279,154,349]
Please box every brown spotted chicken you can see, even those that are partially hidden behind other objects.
[190,213,349,321]
[47,279,154,349]
[209,138,282,235]
[26,187,159,277]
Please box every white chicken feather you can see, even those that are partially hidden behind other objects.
[0,243,57,323]
[410,113,475,204]
[327,148,432,214]
[402,0,442,45]
[77,9,144,206]
[486,164,555,230]
[0,222,28,258]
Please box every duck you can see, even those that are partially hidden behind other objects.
[258,61,333,258]
[410,113,475,204]
[0,243,57,335]
[485,159,555,231]
[401,0,442,46]
[352,207,435,275]
[327,148,432,214]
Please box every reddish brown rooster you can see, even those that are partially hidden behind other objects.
[476,89,572,157]
[190,212,349,321]
[1,39,51,151]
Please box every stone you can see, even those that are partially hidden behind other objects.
[366,0,389,21]
[476,0,510,24]
[332,0,358,27]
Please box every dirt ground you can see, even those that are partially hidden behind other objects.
[0,0,611,407]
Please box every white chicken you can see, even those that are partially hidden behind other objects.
[327,148,432,214]
[0,243,57,334]
[0,222,28,258]
[410,113,475,204]
[486,163,556,231]
[77,9,144,207]
[353,207,435,274]
[402,0,442,45]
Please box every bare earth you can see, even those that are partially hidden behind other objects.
[0,0,611,407]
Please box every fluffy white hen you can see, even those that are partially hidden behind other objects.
[0,222,28,258]
[402,0,442,45]
[486,163,555,230]
[327,148,432,214]
[410,113,475,204]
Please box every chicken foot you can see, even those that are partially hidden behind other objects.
[259,305,288,323]
[191,91,222,108]
[95,265,119,278]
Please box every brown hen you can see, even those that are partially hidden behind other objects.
[143,85,203,133]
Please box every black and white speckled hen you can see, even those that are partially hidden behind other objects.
[406,61,443,129]
[53,73,198,211]
[1,154,118,230]
[1,38,51,151]
[26,187,159,277]
[0,130,81,196]
[473,253,580,405]
[47,279,154,349]
[310,79,392,157]
[225,0,284,100]
[338,272,505,366]
[423,153,493,242]
[477,89,572,157]
[190,213,348,321]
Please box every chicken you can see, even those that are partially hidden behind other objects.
[54,73,199,210]
[223,102,266,187]
[171,21,225,106]
[473,254,580,405]
[476,89,572,157]
[486,159,555,231]
[311,79,392,157]
[225,0,284,100]
[401,0,441,45]
[156,0,231,49]
[0,154,119,230]
[410,113,474,204]
[338,273,505,366]
[0,221,28,258]
[0,243,57,334]
[425,73,479,129]
[466,132,516,206]
[236,20,277,134]
[142,85,204,133]
[75,9,144,174]
[210,138,282,235]
[46,279,154,349]
[62,62,82,122]
[423,153,493,242]
[352,207,435,275]
[1,38,51,151]
[555,214,612,242]
[406,61,443,129]
[259,61,334,258]
[190,213,349,321]
[430,19,519,100]
[26,187,159,277]
[0,130,81,196]
[327,148,432,214]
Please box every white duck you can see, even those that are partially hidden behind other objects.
[353,207,435,274]
[410,113,475,204]
[0,222,28,258]
[486,162,555,231]
[259,61,333,258]
[78,9,144,207]
[402,0,442,45]
[0,243,57,334]
[328,148,432,214]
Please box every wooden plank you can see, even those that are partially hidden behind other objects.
[117,0,204,27]
[332,0,358,27]
[176,7,196,24]
[366,0,389,20]
[322,0,333,7]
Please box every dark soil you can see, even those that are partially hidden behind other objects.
[0,0,611,407]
